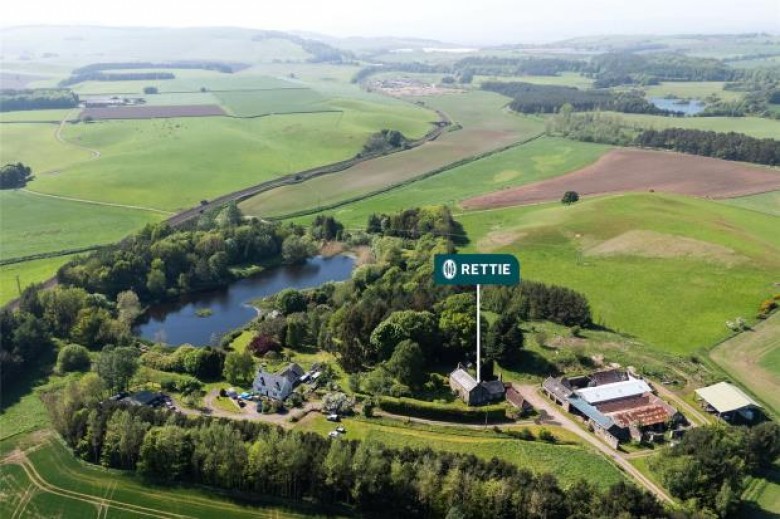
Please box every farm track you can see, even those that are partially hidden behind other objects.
[53,110,101,161]
[516,385,675,504]
[3,450,193,519]
[164,107,453,227]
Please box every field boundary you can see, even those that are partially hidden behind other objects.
[268,132,546,220]
[0,246,103,267]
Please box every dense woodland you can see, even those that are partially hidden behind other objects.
[59,71,176,86]
[46,378,673,519]
[547,111,780,165]
[481,82,672,114]
[0,88,78,111]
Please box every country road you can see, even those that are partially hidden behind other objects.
[516,384,674,504]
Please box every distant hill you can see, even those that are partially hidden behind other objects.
[0,26,352,65]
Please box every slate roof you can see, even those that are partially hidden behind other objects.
[567,395,615,429]
[482,380,506,396]
[695,382,760,414]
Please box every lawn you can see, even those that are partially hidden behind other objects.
[720,190,780,217]
[457,193,780,354]
[291,137,611,227]
[296,414,625,489]
[29,100,434,211]
[0,436,336,518]
[0,255,77,306]
[605,112,780,139]
[0,121,93,173]
[240,91,546,218]
[710,312,780,414]
[0,190,163,261]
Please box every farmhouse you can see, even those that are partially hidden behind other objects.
[695,381,761,423]
[449,365,506,406]
[543,369,682,447]
[252,363,305,401]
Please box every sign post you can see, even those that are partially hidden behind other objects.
[434,254,520,383]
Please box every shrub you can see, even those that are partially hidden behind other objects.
[247,334,280,357]
[539,429,557,443]
[377,396,507,423]
[57,344,91,372]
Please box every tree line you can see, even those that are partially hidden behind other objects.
[72,61,246,75]
[548,111,780,166]
[0,89,78,111]
[481,82,674,115]
[45,377,674,519]
[59,72,176,87]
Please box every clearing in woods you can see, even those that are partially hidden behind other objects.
[462,149,780,210]
[709,312,780,414]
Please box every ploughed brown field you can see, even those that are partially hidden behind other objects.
[80,104,226,120]
[461,148,780,209]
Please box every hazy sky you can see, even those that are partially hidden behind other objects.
[4,0,779,44]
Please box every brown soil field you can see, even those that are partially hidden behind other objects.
[462,148,780,210]
[80,104,226,120]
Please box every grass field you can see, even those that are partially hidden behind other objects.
[0,436,336,518]
[605,112,780,139]
[27,101,434,211]
[0,121,92,173]
[0,190,163,261]
[641,81,743,101]
[0,255,77,305]
[475,73,593,89]
[240,91,546,218]
[720,190,780,216]
[0,109,75,122]
[296,414,625,489]
[457,193,780,354]
[216,88,329,117]
[291,137,611,227]
[710,312,780,414]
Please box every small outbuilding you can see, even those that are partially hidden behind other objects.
[449,365,505,406]
[695,382,761,423]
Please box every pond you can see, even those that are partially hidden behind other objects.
[134,255,355,346]
[649,97,706,116]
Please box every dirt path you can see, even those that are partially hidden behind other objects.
[516,384,674,504]
[652,381,712,426]
[54,109,101,159]
[710,313,780,414]
[20,188,174,215]
[374,410,536,429]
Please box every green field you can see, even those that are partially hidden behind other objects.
[710,312,780,414]
[297,414,624,489]
[216,88,329,116]
[0,190,163,261]
[720,190,780,217]
[641,81,743,102]
[0,437,334,518]
[606,112,780,139]
[240,91,546,218]
[457,193,780,354]
[27,100,434,211]
[293,137,611,227]
[0,109,75,122]
[0,122,92,173]
[476,73,593,89]
[0,255,77,305]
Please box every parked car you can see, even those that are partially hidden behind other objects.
[328,431,340,438]
[336,426,346,434]
[326,413,340,422]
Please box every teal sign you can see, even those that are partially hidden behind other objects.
[434,254,520,286]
